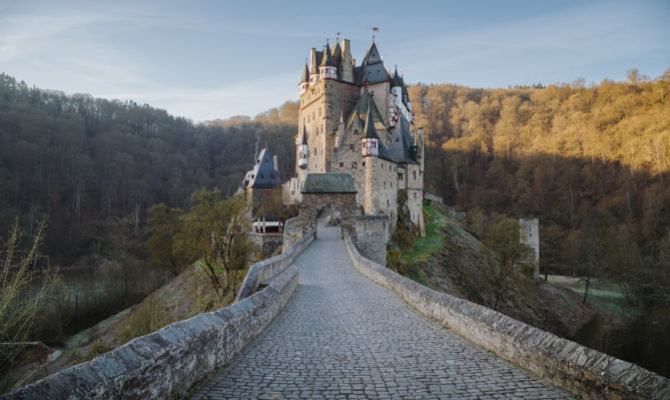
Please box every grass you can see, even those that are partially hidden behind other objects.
[402,201,448,264]
[547,275,628,315]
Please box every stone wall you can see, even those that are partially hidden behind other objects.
[248,232,284,256]
[282,216,304,251]
[300,192,357,238]
[2,266,300,400]
[354,215,390,265]
[237,232,314,301]
[343,234,670,400]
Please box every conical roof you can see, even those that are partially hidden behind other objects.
[363,102,378,139]
[320,42,337,67]
[301,126,308,145]
[300,63,309,83]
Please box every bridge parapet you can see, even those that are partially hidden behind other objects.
[1,235,316,400]
[236,231,314,302]
[343,233,670,400]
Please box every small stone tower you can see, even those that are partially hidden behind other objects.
[519,218,540,277]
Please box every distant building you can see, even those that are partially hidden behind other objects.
[519,218,540,277]
[239,148,282,229]
[284,38,425,234]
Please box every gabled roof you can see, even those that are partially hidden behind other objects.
[242,148,280,189]
[389,115,419,165]
[344,90,386,132]
[301,173,357,194]
[362,42,383,65]
[360,99,395,162]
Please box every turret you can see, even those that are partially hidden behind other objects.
[298,127,309,169]
[319,42,337,80]
[341,39,353,83]
[361,102,379,157]
[299,62,309,95]
[309,48,320,87]
[335,111,345,147]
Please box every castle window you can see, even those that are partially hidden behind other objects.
[413,171,417,179]
[260,173,264,179]
[387,199,389,207]
[351,161,357,169]
[354,129,359,136]
[339,162,344,167]
[349,144,354,151]
[314,146,316,154]
[362,161,365,167]
[414,192,417,199]
[398,173,403,180]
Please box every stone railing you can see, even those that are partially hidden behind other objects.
[1,235,316,400]
[236,231,314,302]
[343,233,670,400]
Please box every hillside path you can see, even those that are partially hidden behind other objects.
[192,225,573,399]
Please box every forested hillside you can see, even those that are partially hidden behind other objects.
[0,73,297,266]
[410,72,670,276]
[409,71,670,375]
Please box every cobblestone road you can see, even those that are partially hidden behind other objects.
[192,225,573,399]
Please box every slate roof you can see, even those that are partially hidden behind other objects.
[241,148,281,189]
[320,43,336,67]
[300,126,308,145]
[301,173,357,194]
[361,100,396,162]
[357,42,389,84]
[389,115,419,165]
[300,63,309,83]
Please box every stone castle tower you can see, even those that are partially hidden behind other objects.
[285,38,425,234]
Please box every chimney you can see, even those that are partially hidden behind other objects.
[341,39,353,82]
[309,48,317,74]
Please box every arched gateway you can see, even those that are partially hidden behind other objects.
[299,173,357,239]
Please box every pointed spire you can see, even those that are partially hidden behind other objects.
[339,111,344,124]
[363,102,378,139]
[320,42,336,67]
[300,62,309,83]
[301,126,308,145]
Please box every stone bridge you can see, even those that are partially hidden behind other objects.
[4,221,668,399]
[193,224,572,399]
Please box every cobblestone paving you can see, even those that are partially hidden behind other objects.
[192,225,573,399]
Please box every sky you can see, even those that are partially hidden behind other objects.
[1,0,668,122]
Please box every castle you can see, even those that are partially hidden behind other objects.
[284,38,425,234]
